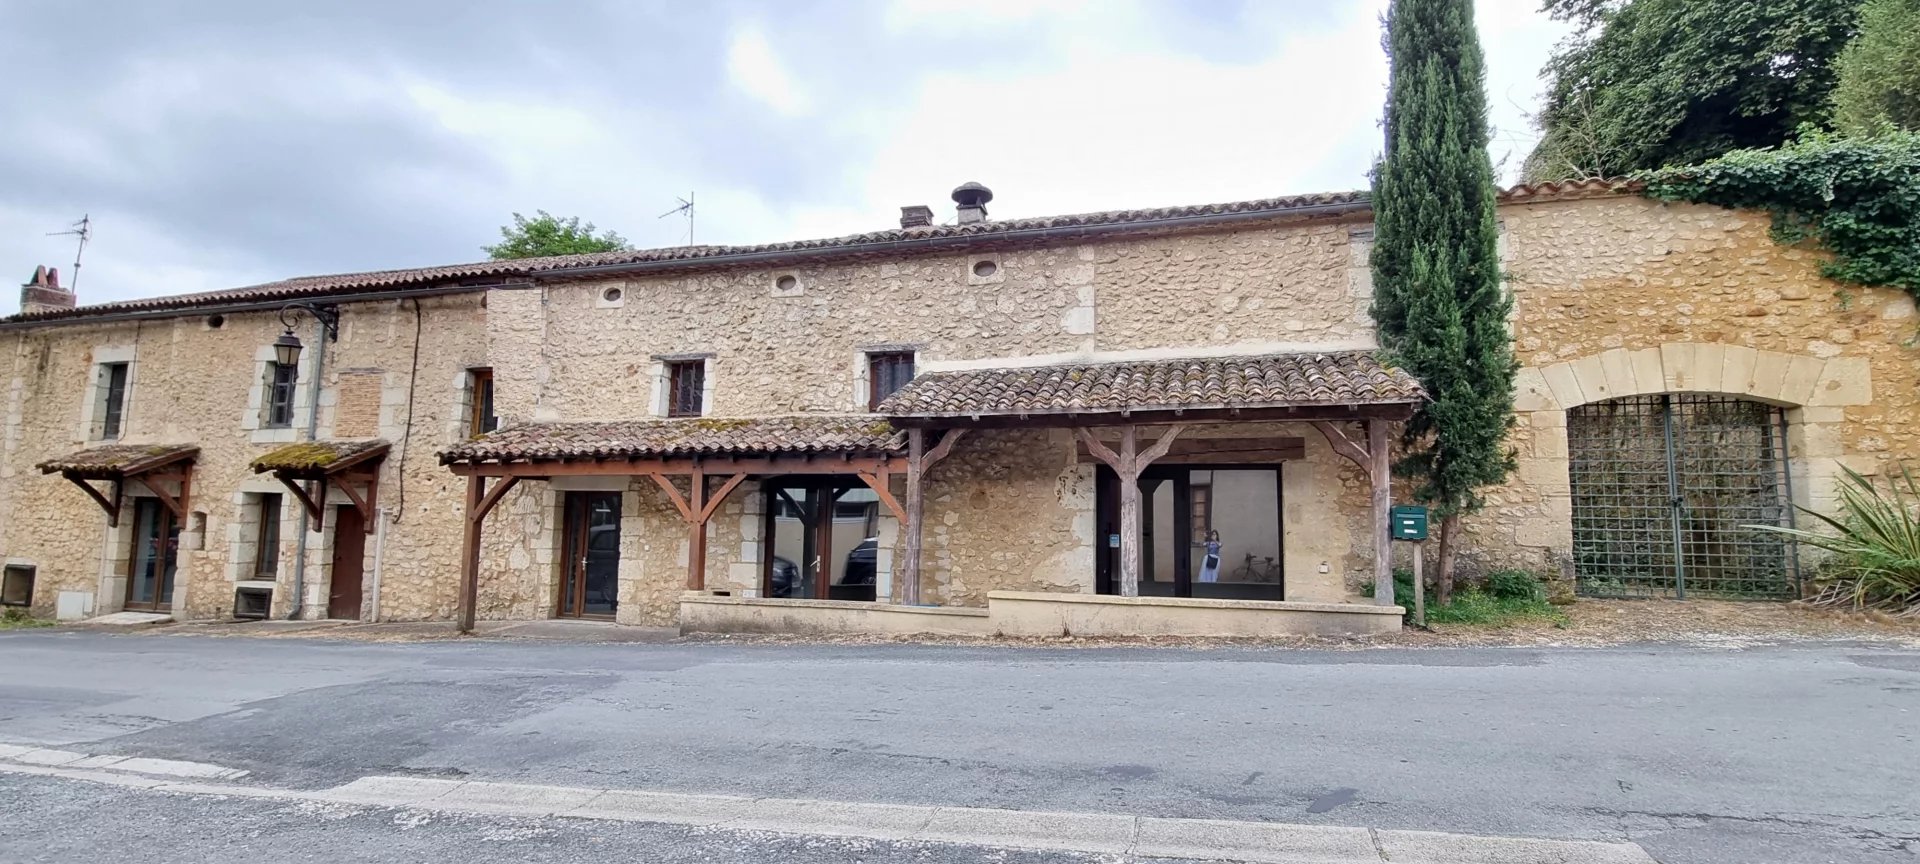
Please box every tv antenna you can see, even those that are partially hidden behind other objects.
[658,193,695,246]
[47,214,92,292]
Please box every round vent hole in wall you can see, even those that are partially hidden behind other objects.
[603,286,624,303]
[776,275,799,291]
[972,260,998,278]
[206,314,225,329]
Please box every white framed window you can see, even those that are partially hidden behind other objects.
[243,345,314,443]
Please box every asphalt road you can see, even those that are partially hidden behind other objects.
[0,629,1915,863]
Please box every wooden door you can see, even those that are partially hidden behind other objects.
[328,506,366,620]
[559,492,621,618]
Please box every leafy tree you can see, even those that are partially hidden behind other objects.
[1525,0,1862,181]
[1831,0,1920,133]
[1371,0,1517,604]
[484,211,630,260]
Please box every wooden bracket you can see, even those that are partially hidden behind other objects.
[471,475,520,524]
[1312,420,1374,480]
[922,428,968,472]
[63,475,124,526]
[698,473,748,524]
[277,475,328,533]
[857,466,907,524]
[647,473,696,522]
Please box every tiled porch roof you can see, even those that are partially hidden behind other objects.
[36,443,199,479]
[251,439,390,475]
[439,415,904,466]
[878,351,1425,419]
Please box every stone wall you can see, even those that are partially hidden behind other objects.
[1463,196,1919,581]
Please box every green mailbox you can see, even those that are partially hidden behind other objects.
[1390,505,1429,541]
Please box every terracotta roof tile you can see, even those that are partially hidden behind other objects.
[36,443,199,478]
[439,415,902,466]
[877,352,1424,418]
[251,439,390,474]
[4,179,1639,325]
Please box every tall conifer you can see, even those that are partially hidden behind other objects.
[1371,0,1516,604]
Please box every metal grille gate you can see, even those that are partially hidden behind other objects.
[1567,394,1800,599]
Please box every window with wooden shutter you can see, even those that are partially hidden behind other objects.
[867,352,915,411]
[264,362,298,428]
[468,368,497,436]
[95,362,130,439]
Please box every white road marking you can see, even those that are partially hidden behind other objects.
[0,751,1656,864]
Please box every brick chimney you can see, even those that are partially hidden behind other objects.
[951,182,992,224]
[20,265,74,315]
[899,205,934,229]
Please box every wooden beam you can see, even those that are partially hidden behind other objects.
[473,474,520,524]
[1075,436,1306,465]
[922,428,967,471]
[61,474,122,526]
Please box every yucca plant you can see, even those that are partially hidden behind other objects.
[1750,465,1920,617]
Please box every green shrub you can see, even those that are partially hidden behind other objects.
[1484,569,1547,601]
[1751,465,1920,616]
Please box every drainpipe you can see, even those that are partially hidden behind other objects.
[369,506,390,622]
[286,317,328,619]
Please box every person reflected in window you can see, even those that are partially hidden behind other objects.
[1198,530,1222,583]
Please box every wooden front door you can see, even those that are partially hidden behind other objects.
[559,491,621,618]
[125,497,179,612]
[328,506,366,620]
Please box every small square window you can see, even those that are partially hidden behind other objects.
[867,352,915,411]
[666,361,705,418]
[1,565,33,607]
[263,362,298,428]
[94,362,130,440]
[468,368,497,436]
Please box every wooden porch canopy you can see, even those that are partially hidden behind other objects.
[878,350,1426,605]
[437,415,909,632]
[36,443,199,527]
[250,439,389,535]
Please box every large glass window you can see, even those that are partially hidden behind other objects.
[1101,466,1282,601]
[764,479,880,602]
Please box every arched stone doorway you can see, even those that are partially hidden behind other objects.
[1566,394,1797,598]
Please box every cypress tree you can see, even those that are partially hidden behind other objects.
[1370,0,1517,604]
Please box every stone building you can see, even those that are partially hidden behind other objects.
[1,180,1912,634]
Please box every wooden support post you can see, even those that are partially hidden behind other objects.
[898,429,967,606]
[1074,424,1184,597]
[1368,418,1394,607]
[1411,539,1426,628]
[457,474,519,634]
[687,468,706,591]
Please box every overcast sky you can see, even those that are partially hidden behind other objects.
[0,0,1569,315]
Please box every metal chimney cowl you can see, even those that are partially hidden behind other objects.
[951,182,992,224]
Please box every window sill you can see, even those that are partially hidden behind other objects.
[250,427,298,444]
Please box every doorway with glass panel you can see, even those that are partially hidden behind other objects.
[558,491,621,618]
[762,478,882,602]
[1095,465,1283,600]
[125,497,181,612]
